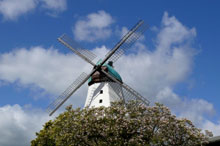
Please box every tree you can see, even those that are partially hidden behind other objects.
[31,101,208,146]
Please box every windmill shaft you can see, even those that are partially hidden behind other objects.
[99,20,144,67]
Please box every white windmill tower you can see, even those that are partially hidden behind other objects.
[46,20,150,116]
[84,60,124,108]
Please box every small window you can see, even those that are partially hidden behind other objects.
[99,99,103,103]
[100,90,103,94]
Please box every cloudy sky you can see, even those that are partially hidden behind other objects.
[0,0,220,145]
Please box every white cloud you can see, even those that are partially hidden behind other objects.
[0,0,37,20]
[156,88,219,135]
[155,87,215,127]
[116,13,194,98]
[156,87,181,108]
[0,104,50,146]
[0,46,92,95]
[178,99,215,125]
[73,10,115,42]
[116,26,129,38]
[157,12,196,51]
[41,0,66,11]
[41,0,66,16]
[0,0,67,20]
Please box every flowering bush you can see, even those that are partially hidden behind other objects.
[31,101,208,146]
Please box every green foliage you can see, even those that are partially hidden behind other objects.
[31,101,208,146]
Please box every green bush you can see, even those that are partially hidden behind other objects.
[31,101,208,146]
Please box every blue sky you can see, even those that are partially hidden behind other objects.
[0,0,220,145]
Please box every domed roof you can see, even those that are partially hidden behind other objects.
[88,60,122,85]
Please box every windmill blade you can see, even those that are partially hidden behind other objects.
[102,20,148,64]
[58,34,96,66]
[101,70,150,106]
[46,72,90,116]
[108,82,148,106]
[121,82,149,106]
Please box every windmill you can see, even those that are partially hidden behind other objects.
[46,20,150,116]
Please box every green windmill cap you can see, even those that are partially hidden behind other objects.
[88,59,122,84]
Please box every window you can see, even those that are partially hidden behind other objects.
[100,90,103,94]
[99,99,103,103]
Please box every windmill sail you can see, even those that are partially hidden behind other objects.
[47,72,89,116]
[104,20,148,63]
[109,82,149,106]
[58,34,96,66]
[121,82,149,105]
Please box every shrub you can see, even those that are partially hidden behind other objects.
[31,101,208,146]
